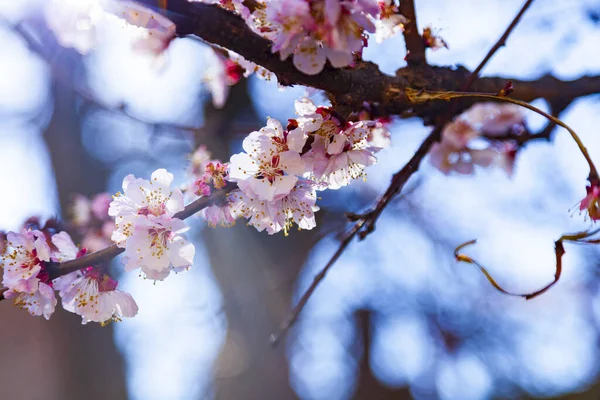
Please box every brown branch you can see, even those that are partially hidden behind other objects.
[398,0,426,65]
[160,1,600,121]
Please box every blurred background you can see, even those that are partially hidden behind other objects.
[1,0,600,399]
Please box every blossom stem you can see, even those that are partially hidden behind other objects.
[454,227,600,300]
[405,89,599,181]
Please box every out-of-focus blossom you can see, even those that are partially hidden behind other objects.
[429,103,526,176]
[45,0,176,56]
[109,169,195,280]
[45,0,105,54]
[70,193,114,253]
[51,232,138,325]
[203,49,245,108]
[1,229,56,319]
[373,0,407,43]
[198,203,238,228]
[422,26,448,50]
[464,103,525,135]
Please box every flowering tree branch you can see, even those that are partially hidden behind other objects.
[0,187,232,302]
[163,1,600,120]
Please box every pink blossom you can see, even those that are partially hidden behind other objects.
[304,120,378,189]
[45,0,176,56]
[1,229,56,319]
[71,193,114,253]
[51,232,138,325]
[194,161,229,196]
[464,103,525,135]
[580,184,600,221]
[229,180,319,235]
[198,204,238,228]
[109,169,194,280]
[264,0,378,74]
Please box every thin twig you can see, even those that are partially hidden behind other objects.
[269,0,536,345]
[398,0,426,65]
[269,220,365,345]
[463,0,535,90]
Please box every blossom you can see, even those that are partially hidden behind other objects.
[464,103,525,135]
[429,106,522,176]
[45,0,176,56]
[51,232,138,325]
[373,0,407,43]
[230,180,319,235]
[199,203,238,228]
[580,183,600,221]
[194,161,229,197]
[109,169,195,280]
[71,193,114,253]
[203,49,245,108]
[229,118,305,201]
[1,229,56,319]
[264,0,378,74]
[422,26,448,50]
[304,120,379,189]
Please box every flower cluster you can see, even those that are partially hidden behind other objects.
[255,0,379,74]
[1,228,137,324]
[109,169,195,281]
[429,103,525,175]
[185,97,391,234]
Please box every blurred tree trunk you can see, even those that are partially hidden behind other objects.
[199,81,315,400]
[42,81,128,400]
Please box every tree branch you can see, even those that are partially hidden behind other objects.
[463,0,535,89]
[162,1,600,121]
[398,0,426,65]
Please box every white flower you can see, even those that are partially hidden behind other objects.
[230,180,319,235]
[304,120,378,189]
[109,169,195,280]
[229,118,305,201]
[199,204,238,228]
[51,232,138,324]
[373,0,407,43]
[1,229,56,319]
